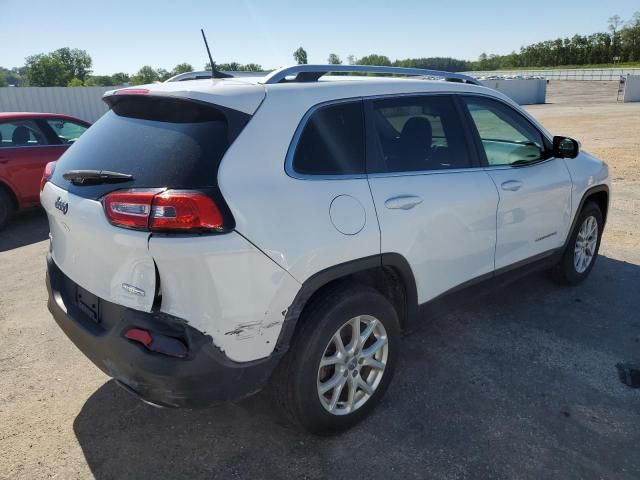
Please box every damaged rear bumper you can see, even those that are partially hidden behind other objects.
[46,254,280,408]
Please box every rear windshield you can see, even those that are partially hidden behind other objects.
[50,96,250,197]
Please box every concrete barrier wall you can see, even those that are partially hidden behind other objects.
[0,87,112,123]
[468,68,640,81]
[623,75,640,103]
[479,78,547,105]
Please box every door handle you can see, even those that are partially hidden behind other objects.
[384,195,423,210]
[501,180,523,192]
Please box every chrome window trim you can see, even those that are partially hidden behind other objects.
[0,143,62,150]
[285,90,556,180]
[367,167,483,179]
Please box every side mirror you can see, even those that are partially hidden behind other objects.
[553,136,580,159]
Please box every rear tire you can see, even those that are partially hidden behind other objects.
[553,201,603,285]
[272,283,400,434]
[0,188,15,231]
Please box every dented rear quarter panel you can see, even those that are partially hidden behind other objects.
[148,232,300,362]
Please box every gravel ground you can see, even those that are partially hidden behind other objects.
[1,81,639,480]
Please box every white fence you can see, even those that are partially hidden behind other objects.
[468,68,640,81]
[479,78,546,105]
[0,87,112,123]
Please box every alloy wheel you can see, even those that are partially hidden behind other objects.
[574,215,598,274]
[316,315,388,415]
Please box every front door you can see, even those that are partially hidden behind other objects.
[461,96,572,270]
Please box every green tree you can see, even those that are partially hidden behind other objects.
[327,53,342,65]
[24,48,92,86]
[111,72,130,85]
[207,62,263,72]
[355,54,392,66]
[293,47,308,65]
[171,63,193,76]
[84,77,96,86]
[217,62,241,71]
[0,67,25,86]
[68,78,84,87]
[90,75,115,86]
[242,63,263,72]
[155,68,171,81]
[52,48,92,82]
[25,54,68,86]
[131,65,159,85]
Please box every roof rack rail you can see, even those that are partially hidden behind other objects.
[260,64,481,85]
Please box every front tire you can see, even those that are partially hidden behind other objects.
[0,188,15,231]
[273,283,400,434]
[554,201,603,285]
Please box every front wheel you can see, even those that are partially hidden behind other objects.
[554,201,603,285]
[0,188,15,231]
[272,284,400,434]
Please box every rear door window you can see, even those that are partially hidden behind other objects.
[368,95,473,173]
[0,120,49,147]
[291,101,365,176]
[50,96,250,198]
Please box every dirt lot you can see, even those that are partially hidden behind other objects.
[1,81,639,480]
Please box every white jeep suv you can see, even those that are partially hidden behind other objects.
[41,65,610,434]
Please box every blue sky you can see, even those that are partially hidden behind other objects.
[2,0,638,74]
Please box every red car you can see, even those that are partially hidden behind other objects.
[0,112,90,229]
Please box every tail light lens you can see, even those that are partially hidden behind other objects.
[151,191,223,230]
[40,161,57,191]
[103,190,224,232]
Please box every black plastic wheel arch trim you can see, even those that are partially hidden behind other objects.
[274,253,418,354]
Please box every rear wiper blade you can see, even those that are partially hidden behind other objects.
[62,169,134,185]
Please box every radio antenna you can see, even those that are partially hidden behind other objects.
[201,29,232,79]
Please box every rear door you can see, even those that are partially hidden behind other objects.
[42,94,257,312]
[460,96,572,269]
[0,119,62,205]
[365,94,499,303]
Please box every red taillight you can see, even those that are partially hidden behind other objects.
[150,191,223,230]
[103,190,224,232]
[103,191,155,229]
[40,161,56,191]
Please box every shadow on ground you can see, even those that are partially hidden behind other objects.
[0,210,48,252]
[74,256,640,480]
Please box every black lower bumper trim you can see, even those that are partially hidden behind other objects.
[46,255,279,408]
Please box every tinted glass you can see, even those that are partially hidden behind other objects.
[0,120,48,147]
[370,95,471,172]
[50,97,248,198]
[46,119,88,144]
[463,97,547,166]
[292,101,365,175]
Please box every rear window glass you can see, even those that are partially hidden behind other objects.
[292,101,365,175]
[50,97,249,194]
